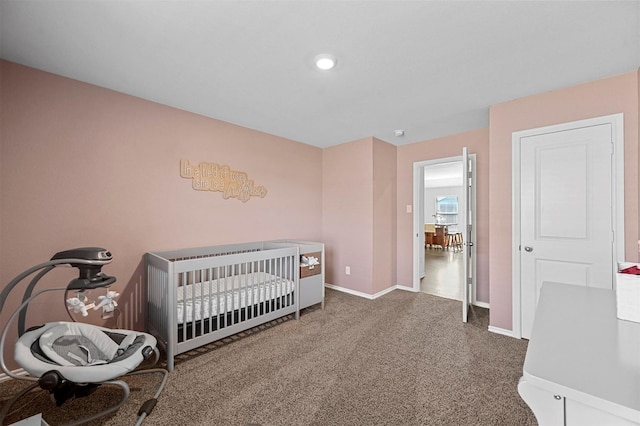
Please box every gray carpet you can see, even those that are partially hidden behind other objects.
[1,289,537,425]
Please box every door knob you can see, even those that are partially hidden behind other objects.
[524,246,533,252]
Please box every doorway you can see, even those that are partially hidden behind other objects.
[421,161,465,300]
[512,113,625,339]
[413,149,477,322]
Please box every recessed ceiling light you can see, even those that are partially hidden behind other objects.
[394,129,405,137]
[314,54,337,70]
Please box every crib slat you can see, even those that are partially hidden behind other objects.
[231,263,237,326]
[187,271,194,340]
[179,273,186,344]
[207,268,213,333]
[217,265,224,329]
[247,263,253,319]
[198,268,204,335]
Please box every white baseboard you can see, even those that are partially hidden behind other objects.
[395,285,417,292]
[325,283,376,299]
[372,286,398,299]
[325,283,410,300]
[488,325,515,338]
[0,368,26,382]
[326,284,490,310]
[473,300,490,309]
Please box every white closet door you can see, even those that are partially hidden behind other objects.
[520,123,614,339]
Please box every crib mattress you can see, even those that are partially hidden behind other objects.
[176,272,295,324]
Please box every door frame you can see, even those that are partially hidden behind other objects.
[511,113,625,339]
[412,154,478,306]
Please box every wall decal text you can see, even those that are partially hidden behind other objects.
[180,159,268,202]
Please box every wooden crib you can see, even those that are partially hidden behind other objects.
[146,241,300,371]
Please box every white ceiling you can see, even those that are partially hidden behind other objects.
[1,1,639,148]
[424,161,463,188]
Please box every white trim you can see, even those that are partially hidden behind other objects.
[613,115,626,260]
[474,300,490,309]
[413,156,460,292]
[512,130,523,339]
[325,284,376,300]
[325,284,421,299]
[372,286,398,299]
[395,285,417,293]
[488,326,515,338]
[325,283,489,311]
[0,368,26,382]
[412,155,467,292]
[511,113,625,340]
[413,153,478,321]
[467,154,478,310]
[412,161,423,292]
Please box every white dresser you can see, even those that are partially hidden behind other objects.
[518,283,640,425]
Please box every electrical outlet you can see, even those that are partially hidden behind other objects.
[406,205,412,213]
[345,266,351,275]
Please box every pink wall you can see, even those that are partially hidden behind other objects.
[488,70,640,331]
[396,129,491,303]
[372,138,397,294]
[322,137,398,296]
[322,138,374,293]
[0,61,323,365]
[2,60,638,370]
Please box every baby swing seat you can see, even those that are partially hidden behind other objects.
[0,248,168,425]
[18,321,157,385]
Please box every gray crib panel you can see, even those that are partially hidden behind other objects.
[147,242,300,372]
[146,252,177,370]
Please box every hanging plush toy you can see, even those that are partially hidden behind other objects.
[95,290,119,313]
[66,297,89,317]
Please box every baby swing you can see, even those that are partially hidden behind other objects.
[0,247,168,425]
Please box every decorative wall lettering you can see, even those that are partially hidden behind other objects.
[180,159,268,202]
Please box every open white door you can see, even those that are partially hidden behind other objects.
[413,154,476,310]
[458,147,473,322]
[418,165,426,278]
